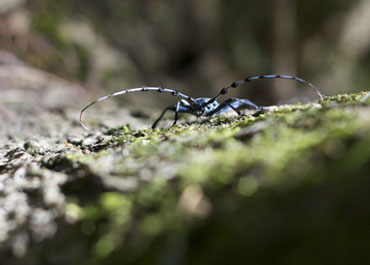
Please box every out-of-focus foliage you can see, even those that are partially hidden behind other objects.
[1,0,369,106]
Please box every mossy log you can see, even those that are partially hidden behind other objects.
[1,93,370,265]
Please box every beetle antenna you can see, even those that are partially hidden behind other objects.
[79,86,195,130]
[206,74,324,106]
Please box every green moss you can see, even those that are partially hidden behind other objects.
[41,92,370,265]
[65,94,369,193]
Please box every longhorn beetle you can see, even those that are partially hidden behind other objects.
[80,74,324,130]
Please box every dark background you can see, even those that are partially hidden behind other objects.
[1,0,369,108]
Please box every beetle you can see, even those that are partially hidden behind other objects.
[80,74,324,130]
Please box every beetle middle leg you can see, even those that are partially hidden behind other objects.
[152,100,195,129]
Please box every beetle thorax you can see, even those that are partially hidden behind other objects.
[193,97,220,115]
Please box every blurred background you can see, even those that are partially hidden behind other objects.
[2,2,370,264]
[0,0,369,109]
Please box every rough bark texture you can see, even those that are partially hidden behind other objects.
[1,87,370,265]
